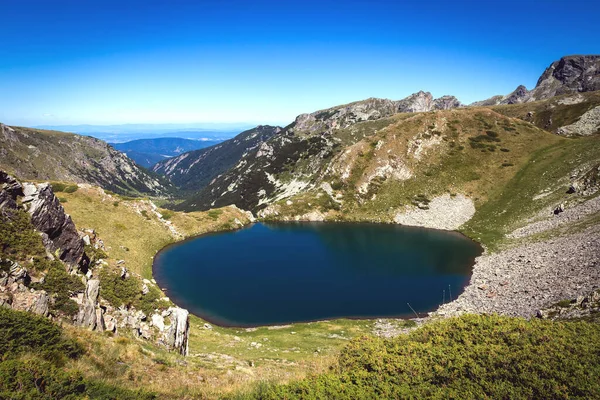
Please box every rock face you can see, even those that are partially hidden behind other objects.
[0,171,24,211]
[22,183,88,270]
[0,123,172,197]
[472,55,600,106]
[162,307,190,356]
[534,55,600,98]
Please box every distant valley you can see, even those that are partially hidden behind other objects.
[111,137,224,168]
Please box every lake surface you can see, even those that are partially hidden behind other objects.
[153,222,482,327]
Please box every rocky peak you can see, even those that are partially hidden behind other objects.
[472,55,600,105]
[536,55,600,94]
[396,91,434,113]
[433,95,462,110]
[504,85,530,104]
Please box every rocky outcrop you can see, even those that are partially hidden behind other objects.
[162,307,190,356]
[22,183,88,271]
[0,260,49,317]
[472,55,600,106]
[75,279,101,329]
[0,171,24,211]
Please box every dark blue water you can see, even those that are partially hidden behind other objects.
[153,222,482,327]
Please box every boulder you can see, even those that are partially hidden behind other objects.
[76,279,101,330]
[163,307,190,356]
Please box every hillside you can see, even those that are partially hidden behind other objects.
[112,137,224,168]
[0,124,172,197]
[153,125,282,193]
[167,92,463,212]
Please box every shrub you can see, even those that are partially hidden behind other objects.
[207,209,223,220]
[0,210,47,263]
[0,307,83,361]
[99,267,141,309]
[160,209,174,220]
[33,259,85,317]
[238,315,600,399]
[51,183,78,193]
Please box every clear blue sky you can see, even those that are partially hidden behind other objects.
[1,0,598,127]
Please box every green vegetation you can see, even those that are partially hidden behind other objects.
[236,315,600,399]
[51,182,79,193]
[463,135,600,249]
[0,209,47,263]
[0,307,155,399]
[33,259,84,317]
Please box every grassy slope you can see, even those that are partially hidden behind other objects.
[491,91,600,134]
[266,109,563,231]
[463,135,600,249]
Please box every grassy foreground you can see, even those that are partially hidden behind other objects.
[234,314,600,399]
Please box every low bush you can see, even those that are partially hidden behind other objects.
[236,315,600,399]
[33,259,85,317]
[0,209,47,263]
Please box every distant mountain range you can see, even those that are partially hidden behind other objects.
[33,123,256,143]
[111,137,224,168]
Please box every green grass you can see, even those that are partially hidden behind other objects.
[462,135,600,249]
[233,314,600,399]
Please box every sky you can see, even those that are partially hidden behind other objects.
[1,0,599,128]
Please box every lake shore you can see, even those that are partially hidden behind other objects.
[434,223,600,318]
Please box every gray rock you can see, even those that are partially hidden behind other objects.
[0,171,24,211]
[76,279,101,330]
[24,183,89,271]
[163,307,190,356]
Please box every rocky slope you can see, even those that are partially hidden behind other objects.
[167,92,462,212]
[472,55,600,106]
[0,171,190,355]
[0,124,172,196]
[153,125,282,193]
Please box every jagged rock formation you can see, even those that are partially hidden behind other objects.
[153,125,282,193]
[0,171,191,356]
[0,123,172,197]
[22,183,89,270]
[0,171,24,211]
[472,55,600,106]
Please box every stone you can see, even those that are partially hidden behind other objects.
[151,314,165,331]
[163,307,190,356]
[76,279,101,330]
